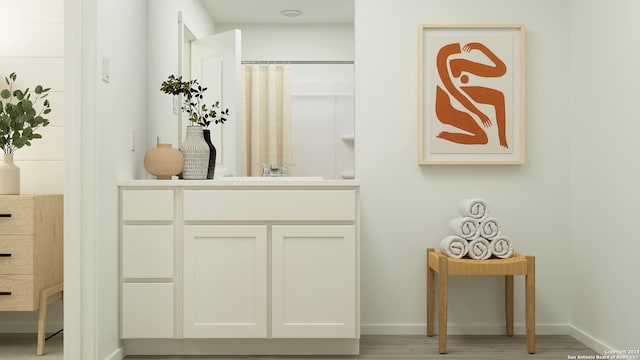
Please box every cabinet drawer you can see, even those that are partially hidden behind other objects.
[184,190,356,221]
[0,236,34,274]
[122,226,174,278]
[121,283,174,338]
[121,190,174,221]
[0,275,35,311]
[0,197,34,234]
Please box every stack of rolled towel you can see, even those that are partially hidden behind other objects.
[440,198,514,260]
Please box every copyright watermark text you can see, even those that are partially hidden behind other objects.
[568,350,640,360]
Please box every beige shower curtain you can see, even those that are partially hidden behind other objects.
[239,65,292,176]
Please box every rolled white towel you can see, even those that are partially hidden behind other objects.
[449,217,480,240]
[458,198,489,220]
[490,235,514,259]
[479,217,502,240]
[467,237,492,260]
[440,235,469,259]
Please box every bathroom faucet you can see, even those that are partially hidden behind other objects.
[259,163,295,177]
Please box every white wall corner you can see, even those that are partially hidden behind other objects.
[568,325,612,355]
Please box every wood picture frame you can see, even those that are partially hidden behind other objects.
[418,24,525,165]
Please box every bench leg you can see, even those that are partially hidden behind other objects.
[438,256,448,354]
[427,249,435,337]
[505,275,514,336]
[526,256,536,354]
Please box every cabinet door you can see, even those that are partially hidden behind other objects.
[183,225,267,338]
[271,225,356,338]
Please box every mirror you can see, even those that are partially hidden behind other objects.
[196,0,355,179]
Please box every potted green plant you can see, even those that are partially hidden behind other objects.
[0,72,51,194]
[160,74,229,128]
[160,75,229,179]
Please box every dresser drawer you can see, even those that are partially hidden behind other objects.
[0,197,34,234]
[121,190,175,221]
[183,190,356,221]
[0,236,34,274]
[0,275,36,311]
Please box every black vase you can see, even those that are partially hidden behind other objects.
[202,129,217,179]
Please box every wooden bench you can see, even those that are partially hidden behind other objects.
[426,248,535,354]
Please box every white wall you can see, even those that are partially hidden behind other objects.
[0,0,64,333]
[216,23,354,62]
[290,65,355,179]
[95,0,148,358]
[569,0,640,352]
[355,0,573,335]
[146,0,217,151]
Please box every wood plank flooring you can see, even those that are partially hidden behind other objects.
[125,335,599,359]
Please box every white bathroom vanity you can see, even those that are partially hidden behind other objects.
[118,179,360,355]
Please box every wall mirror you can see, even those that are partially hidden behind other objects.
[180,0,355,179]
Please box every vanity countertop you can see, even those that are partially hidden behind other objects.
[118,178,360,188]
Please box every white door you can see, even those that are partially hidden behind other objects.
[190,29,241,177]
[271,225,357,338]
[183,225,267,338]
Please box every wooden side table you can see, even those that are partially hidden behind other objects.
[426,248,535,354]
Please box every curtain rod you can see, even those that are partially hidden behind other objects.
[241,60,354,65]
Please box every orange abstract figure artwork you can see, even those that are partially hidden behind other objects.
[418,25,524,165]
[435,42,508,148]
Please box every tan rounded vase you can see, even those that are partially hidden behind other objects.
[0,153,20,194]
[144,143,184,180]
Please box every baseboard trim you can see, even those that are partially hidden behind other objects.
[568,325,612,355]
[360,323,569,336]
[123,339,360,356]
[104,346,125,360]
[0,321,64,334]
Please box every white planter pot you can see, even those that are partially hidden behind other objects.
[180,126,209,180]
[0,153,20,194]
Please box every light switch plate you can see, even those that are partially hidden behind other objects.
[102,56,111,83]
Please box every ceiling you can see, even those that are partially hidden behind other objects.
[199,0,354,24]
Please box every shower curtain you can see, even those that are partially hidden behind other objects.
[239,65,292,176]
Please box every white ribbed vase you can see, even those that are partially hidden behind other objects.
[180,126,209,180]
[0,153,20,194]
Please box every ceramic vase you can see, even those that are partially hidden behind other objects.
[144,143,184,180]
[0,153,20,194]
[180,126,209,180]
[202,129,217,179]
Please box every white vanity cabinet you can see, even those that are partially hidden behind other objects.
[120,190,175,339]
[119,180,360,356]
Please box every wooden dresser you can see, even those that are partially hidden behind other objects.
[0,194,63,355]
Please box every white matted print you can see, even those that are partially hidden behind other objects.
[418,25,525,164]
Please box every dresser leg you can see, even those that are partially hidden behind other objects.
[37,283,64,356]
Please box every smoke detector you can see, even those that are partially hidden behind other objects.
[281,9,303,17]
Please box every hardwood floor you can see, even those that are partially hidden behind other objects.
[124,335,599,359]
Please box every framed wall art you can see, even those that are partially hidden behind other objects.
[418,24,525,165]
